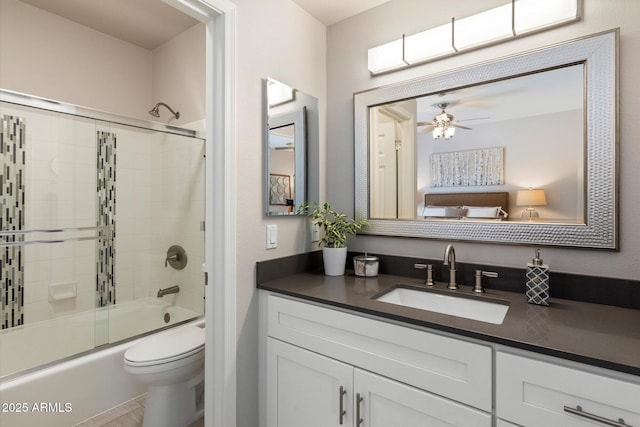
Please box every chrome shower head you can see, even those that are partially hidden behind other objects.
[148,102,180,119]
[148,106,161,117]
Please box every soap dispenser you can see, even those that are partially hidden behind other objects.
[526,249,550,306]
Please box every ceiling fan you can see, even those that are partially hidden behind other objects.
[417,103,488,140]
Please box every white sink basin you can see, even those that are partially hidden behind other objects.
[374,285,509,325]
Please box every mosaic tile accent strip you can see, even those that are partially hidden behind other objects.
[0,115,26,329]
[96,131,116,308]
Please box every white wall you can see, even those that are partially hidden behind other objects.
[232,0,326,425]
[418,110,584,221]
[152,23,206,126]
[0,0,204,124]
[327,0,640,280]
[0,0,152,120]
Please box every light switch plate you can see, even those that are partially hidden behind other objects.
[311,224,320,242]
[266,224,277,249]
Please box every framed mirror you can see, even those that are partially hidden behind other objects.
[265,78,319,215]
[354,30,618,249]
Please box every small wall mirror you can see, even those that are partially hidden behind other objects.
[265,78,319,215]
[354,30,618,249]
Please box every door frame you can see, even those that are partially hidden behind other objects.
[163,1,237,426]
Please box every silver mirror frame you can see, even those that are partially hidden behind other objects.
[354,29,618,249]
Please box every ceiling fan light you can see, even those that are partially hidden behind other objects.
[432,127,444,139]
[435,111,455,126]
[445,127,456,139]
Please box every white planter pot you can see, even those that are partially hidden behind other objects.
[322,247,348,276]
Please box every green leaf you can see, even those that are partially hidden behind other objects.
[298,201,369,248]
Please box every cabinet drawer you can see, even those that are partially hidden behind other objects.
[496,352,640,427]
[267,294,492,411]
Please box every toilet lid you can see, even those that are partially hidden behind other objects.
[125,325,205,366]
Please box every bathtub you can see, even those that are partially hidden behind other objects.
[0,299,202,427]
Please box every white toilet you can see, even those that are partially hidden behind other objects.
[124,323,205,427]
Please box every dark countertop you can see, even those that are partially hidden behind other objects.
[258,271,640,376]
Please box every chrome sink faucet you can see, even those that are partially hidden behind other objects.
[443,244,458,290]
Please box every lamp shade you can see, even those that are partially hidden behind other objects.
[516,189,547,206]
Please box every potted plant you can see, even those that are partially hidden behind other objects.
[298,202,368,276]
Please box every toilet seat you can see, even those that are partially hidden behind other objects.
[125,324,205,367]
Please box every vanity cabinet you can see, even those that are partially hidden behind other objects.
[267,338,490,427]
[263,294,492,427]
[496,352,640,427]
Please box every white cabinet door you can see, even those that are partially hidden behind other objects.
[354,369,491,427]
[267,338,354,427]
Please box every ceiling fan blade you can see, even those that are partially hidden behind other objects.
[456,116,491,122]
[452,124,472,130]
[419,125,435,133]
[417,121,434,126]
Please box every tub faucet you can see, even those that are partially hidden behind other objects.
[443,244,458,290]
[157,285,180,297]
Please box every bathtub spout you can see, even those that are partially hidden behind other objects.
[157,286,180,297]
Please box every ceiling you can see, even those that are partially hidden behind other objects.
[413,64,584,128]
[19,0,200,50]
[19,0,391,50]
[290,0,392,26]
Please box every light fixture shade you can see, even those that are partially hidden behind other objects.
[404,23,455,64]
[515,0,578,34]
[368,39,406,74]
[268,79,293,106]
[444,127,455,139]
[516,189,547,206]
[454,3,513,50]
[366,0,579,75]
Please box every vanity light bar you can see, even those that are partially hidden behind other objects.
[367,0,581,74]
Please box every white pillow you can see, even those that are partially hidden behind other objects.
[463,206,501,218]
[422,206,447,217]
[423,206,467,218]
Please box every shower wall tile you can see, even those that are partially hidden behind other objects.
[148,132,205,312]
[2,102,205,327]
[114,127,152,302]
[0,104,99,325]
